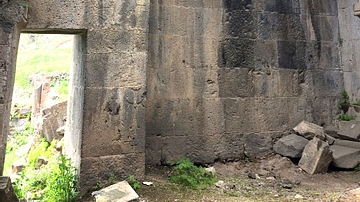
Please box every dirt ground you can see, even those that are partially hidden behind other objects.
[137,155,360,202]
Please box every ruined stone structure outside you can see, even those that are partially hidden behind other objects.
[0,0,359,195]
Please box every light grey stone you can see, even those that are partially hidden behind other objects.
[273,134,309,158]
[338,121,360,141]
[299,137,332,175]
[293,121,326,141]
[330,145,360,169]
[334,139,360,149]
[92,181,139,202]
[42,100,67,142]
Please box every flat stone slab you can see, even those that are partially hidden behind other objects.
[299,137,332,175]
[330,145,360,169]
[273,134,309,158]
[334,139,360,150]
[338,121,360,141]
[293,121,326,141]
[92,181,139,202]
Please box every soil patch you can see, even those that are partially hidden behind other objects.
[137,155,360,202]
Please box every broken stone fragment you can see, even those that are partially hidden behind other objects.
[293,121,326,141]
[35,157,48,170]
[340,187,360,202]
[92,181,139,202]
[298,137,332,175]
[330,145,360,169]
[11,157,26,174]
[273,134,309,158]
[338,121,360,141]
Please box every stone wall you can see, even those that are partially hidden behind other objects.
[146,0,344,165]
[0,0,150,194]
[339,0,360,108]
[0,0,358,196]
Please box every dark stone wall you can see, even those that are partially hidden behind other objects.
[146,0,344,165]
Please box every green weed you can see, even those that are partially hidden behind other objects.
[168,158,217,190]
[13,139,78,202]
[129,175,141,190]
[338,114,355,121]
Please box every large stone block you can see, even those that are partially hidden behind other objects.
[85,52,147,88]
[218,68,255,97]
[218,38,255,69]
[80,153,145,195]
[244,133,273,159]
[299,138,332,175]
[334,139,360,149]
[293,121,326,140]
[273,134,309,158]
[82,88,144,157]
[42,100,67,142]
[224,10,256,39]
[330,145,360,169]
[338,120,360,141]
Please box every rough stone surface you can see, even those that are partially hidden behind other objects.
[334,139,360,149]
[0,0,356,195]
[338,120,360,141]
[324,125,340,139]
[0,176,18,202]
[293,121,326,141]
[273,134,309,158]
[244,133,273,159]
[41,100,67,142]
[299,138,333,175]
[330,145,360,169]
[92,181,139,202]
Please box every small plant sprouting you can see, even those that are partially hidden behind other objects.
[338,114,355,121]
[128,175,141,190]
[244,157,250,163]
[168,158,217,190]
[354,164,360,171]
[354,100,360,106]
[109,173,118,185]
[341,91,350,105]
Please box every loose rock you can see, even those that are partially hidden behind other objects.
[293,121,326,141]
[273,134,309,158]
[298,137,332,175]
[338,121,360,141]
[330,145,360,169]
[92,181,139,202]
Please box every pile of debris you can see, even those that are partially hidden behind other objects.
[274,120,360,174]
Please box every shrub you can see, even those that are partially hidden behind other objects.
[14,139,78,202]
[168,158,217,190]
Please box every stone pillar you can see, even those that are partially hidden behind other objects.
[0,2,27,175]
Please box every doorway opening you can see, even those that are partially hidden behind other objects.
[4,31,85,199]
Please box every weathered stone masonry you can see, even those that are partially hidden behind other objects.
[146,0,344,165]
[0,0,359,195]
